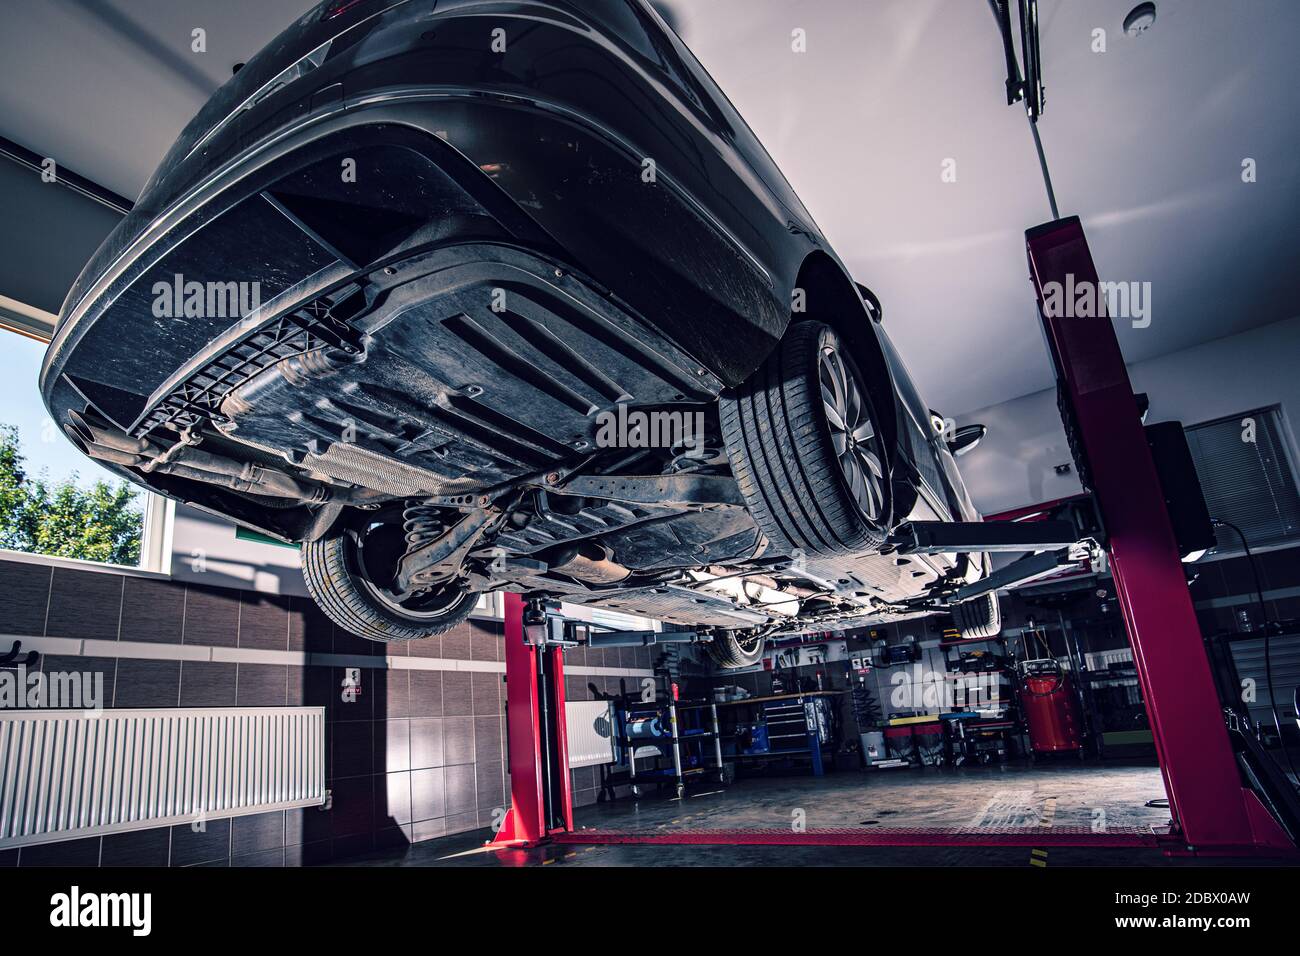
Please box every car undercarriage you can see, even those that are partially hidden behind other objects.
[61,241,971,661]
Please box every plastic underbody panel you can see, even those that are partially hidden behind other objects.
[215,244,722,494]
[201,242,945,622]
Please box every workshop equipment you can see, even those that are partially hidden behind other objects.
[1018,658,1084,754]
[941,713,1019,765]
[604,679,727,801]
[884,718,946,766]
[719,691,841,776]
[860,731,887,764]
[493,596,574,846]
[879,643,921,666]
[624,716,667,740]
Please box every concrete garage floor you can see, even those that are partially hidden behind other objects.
[337,762,1289,867]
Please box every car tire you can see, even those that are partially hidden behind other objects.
[302,529,477,643]
[953,592,1002,640]
[706,629,766,669]
[720,320,891,559]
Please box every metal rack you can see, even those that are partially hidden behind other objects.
[619,696,726,800]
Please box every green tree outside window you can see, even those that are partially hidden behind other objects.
[0,423,142,566]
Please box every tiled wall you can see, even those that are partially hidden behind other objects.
[0,557,514,866]
[0,555,658,865]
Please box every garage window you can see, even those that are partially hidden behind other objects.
[1185,406,1300,550]
[0,323,168,571]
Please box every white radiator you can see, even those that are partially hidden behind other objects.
[566,700,616,768]
[0,707,326,849]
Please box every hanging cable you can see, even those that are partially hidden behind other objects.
[1212,518,1300,789]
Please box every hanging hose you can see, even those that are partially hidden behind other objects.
[1028,119,1060,219]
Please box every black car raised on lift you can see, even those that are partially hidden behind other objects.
[42,0,997,667]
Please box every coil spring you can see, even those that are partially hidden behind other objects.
[402,502,445,550]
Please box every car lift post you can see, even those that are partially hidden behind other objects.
[492,593,574,847]
[1026,216,1292,854]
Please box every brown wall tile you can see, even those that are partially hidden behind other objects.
[113,658,180,707]
[120,577,184,643]
[46,568,122,642]
[238,592,289,650]
[179,660,236,707]
[182,584,240,647]
[0,561,51,636]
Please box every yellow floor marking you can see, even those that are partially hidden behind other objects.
[1029,796,1058,868]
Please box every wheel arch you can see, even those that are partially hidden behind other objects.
[792,251,900,457]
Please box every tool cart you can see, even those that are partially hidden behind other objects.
[614,689,727,800]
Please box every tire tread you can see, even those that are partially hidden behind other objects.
[719,321,888,558]
[954,592,1002,639]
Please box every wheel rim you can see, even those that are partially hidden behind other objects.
[351,525,468,620]
[360,575,467,620]
[819,343,886,522]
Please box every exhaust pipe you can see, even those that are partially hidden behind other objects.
[157,462,325,501]
[164,449,323,500]
[63,424,143,468]
[67,409,159,458]
[65,409,325,501]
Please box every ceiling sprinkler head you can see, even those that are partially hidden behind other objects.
[1123,2,1158,37]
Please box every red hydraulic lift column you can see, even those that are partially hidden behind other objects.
[492,592,573,847]
[1025,216,1292,853]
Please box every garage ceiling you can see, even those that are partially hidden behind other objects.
[2,0,1296,415]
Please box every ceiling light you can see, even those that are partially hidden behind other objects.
[1123,2,1158,37]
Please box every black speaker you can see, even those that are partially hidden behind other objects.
[1145,421,1216,559]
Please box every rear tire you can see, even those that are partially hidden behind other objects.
[953,592,1002,640]
[707,629,766,669]
[302,529,477,643]
[720,320,891,559]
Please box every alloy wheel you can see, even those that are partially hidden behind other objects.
[819,344,886,522]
